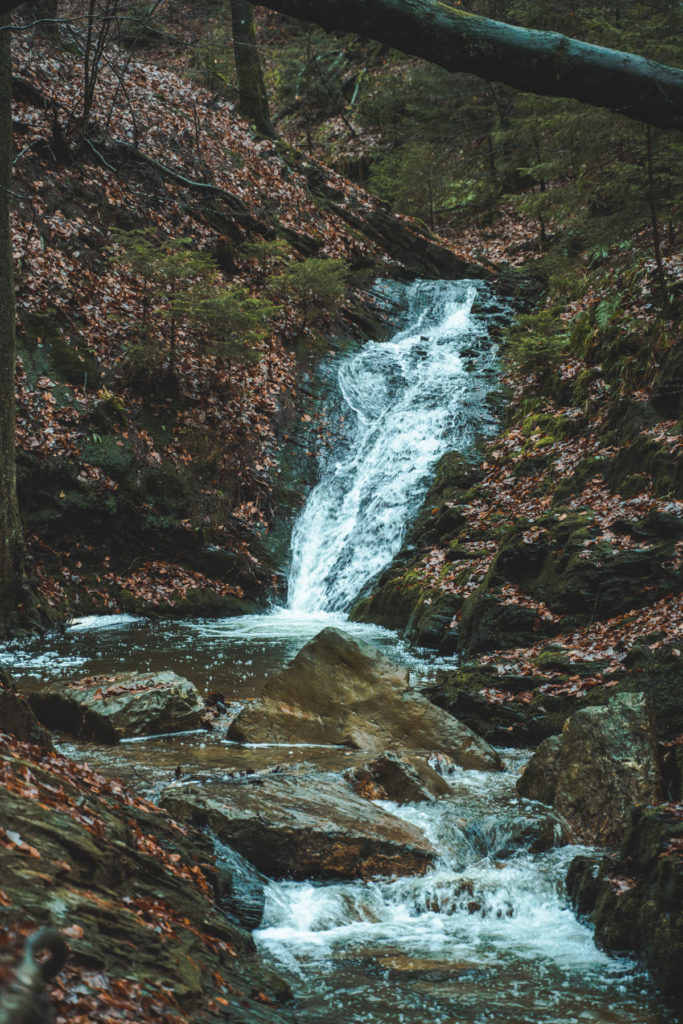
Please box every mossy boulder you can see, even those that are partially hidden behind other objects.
[517,692,662,846]
[405,591,464,652]
[457,511,680,655]
[429,661,579,747]
[516,735,561,805]
[350,573,424,633]
[567,804,683,1018]
[615,641,683,741]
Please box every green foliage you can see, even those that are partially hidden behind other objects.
[242,238,291,280]
[259,0,683,299]
[178,282,276,364]
[266,257,348,325]
[502,311,570,388]
[110,229,278,377]
[368,142,458,228]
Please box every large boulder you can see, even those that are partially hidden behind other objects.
[161,770,436,881]
[227,628,501,771]
[567,804,683,1018]
[517,692,662,845]
[516,735,562,805]
[29,670,204,744]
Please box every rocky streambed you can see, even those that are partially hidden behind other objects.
[1,620,680,1023]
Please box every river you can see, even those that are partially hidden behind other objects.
[0,279,670,1023]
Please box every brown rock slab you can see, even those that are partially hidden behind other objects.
[227,628,501,771]
[346,751,452,803]
[161,770,436,880]
[29,670,203,744]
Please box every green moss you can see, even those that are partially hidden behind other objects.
[50,338,102,388]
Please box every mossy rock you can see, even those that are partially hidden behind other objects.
[567,805,683,1017]
[458,512,680,655]
[610,432,683,498]
[173,589,258,618]
[349,575,422,633]
[81,434,136,481]
[652,340,683,418]
[49,337,102,387]
[614,642,683,741]
[405,591,463,652]
[457,586,545,656]
[552,455,613,503]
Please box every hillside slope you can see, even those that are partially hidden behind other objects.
[10,10,488,623]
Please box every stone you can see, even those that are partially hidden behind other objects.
[0,666,53,750]
[566,804,683,1018]
[516,735,562,804]
[29,670,203,744]
[161,770,436,881]
[0,739,292,1024]
[518,692,663,846]
[345,751,452,803]
[227,628,501,771]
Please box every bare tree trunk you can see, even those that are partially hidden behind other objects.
[251,0,683,131]
[0,16,39,635]
[231,0,276,138]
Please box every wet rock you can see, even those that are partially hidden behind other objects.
[29,670,203,744]
[345,751,452,803]
[0,666,53,750]
[228,628,501,771]
[617,641,683,741]
[214,840,267,929]
[0,737,292,1024]
[517,692,662,845]
[161,770,436,881]
[487,805,569,858]
[516,735,561,804]
[567,804,683,1018]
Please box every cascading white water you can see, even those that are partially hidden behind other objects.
[287,279,501,614]
[255,757,660,1024]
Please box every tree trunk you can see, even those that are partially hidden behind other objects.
[0,16,38,636]
[251,0,683,131]
[231,0,276,138]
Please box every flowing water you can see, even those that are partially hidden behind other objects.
[287,279,502,612]
[0,279,670,1022]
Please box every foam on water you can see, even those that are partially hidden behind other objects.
[287,279,501,613]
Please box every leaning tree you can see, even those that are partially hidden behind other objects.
[252,0,683,131]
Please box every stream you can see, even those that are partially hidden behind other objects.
[0,280,670,1022]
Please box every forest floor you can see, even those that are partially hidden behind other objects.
[10,3,485,625]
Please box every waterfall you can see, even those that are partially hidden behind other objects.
[286,278,502,614]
